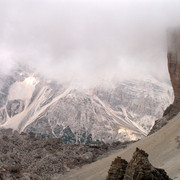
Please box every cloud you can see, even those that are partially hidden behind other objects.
[0,0,180,86]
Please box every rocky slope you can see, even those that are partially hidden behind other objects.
[0,65,173,143]
[59,112,180,180]
[0,129,134,180]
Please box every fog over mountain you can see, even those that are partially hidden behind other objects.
[1,0,180,87]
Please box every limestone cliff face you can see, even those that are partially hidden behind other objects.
[164,30,180,119]
[149,30,180,134]
[167,29,180,104]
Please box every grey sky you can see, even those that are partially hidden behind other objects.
[0,0,180,86]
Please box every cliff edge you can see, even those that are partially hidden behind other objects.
[150,29,180,134]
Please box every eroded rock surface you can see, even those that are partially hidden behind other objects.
[107,148,172,180]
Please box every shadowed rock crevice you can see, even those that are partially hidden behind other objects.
[107,148,172,180]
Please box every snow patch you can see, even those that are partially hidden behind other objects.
[8,77,38,104]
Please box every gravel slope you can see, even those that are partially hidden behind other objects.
[55,113,180,180]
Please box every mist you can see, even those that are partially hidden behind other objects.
[1,0,180,87]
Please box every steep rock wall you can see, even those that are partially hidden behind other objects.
[167,29,180,104]
[164,29,180,119]
[149,29,180,134]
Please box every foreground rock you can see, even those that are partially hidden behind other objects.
[0,129,133,180]
[107,148,172,180]
[106,157,128,180]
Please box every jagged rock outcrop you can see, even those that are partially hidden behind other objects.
[106,157,128,180]
[124,148,171,180]
[107,148,172,180]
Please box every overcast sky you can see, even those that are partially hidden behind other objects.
[0,0,180,86]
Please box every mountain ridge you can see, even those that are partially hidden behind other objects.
[0,66,173,143]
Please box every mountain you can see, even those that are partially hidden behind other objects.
[57,29,180,180]
[0,65,173,143]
